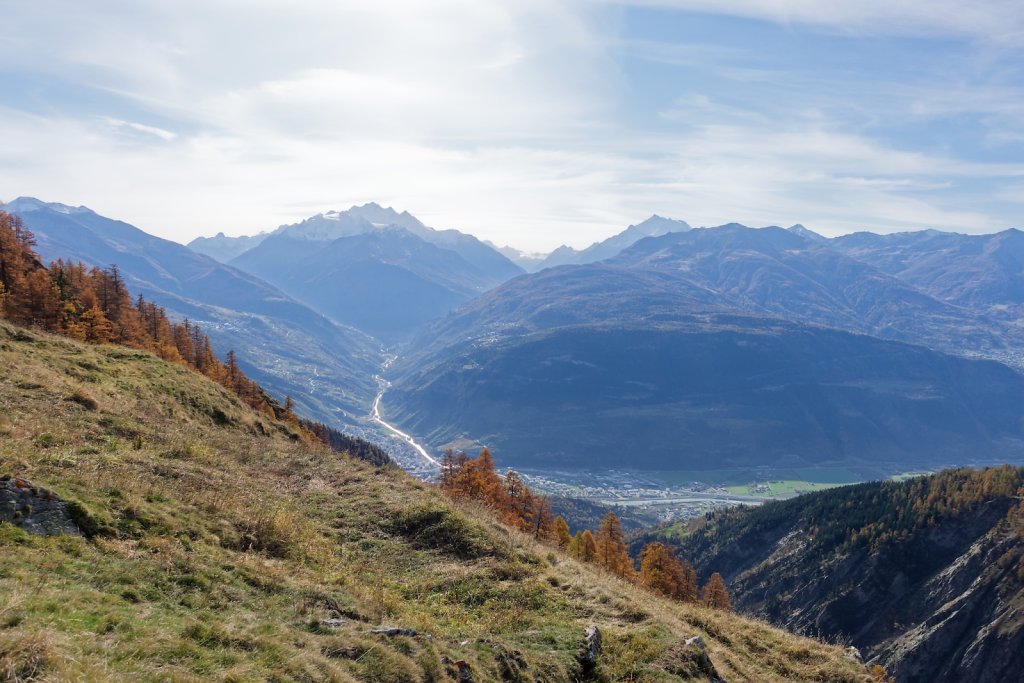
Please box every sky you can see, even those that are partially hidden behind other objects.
[1,0,1023,252]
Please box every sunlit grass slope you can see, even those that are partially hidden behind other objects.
[0,322,872,682]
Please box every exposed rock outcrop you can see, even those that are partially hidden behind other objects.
[0,476,80,536]
[578,624,601,674]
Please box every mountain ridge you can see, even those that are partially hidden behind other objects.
[635,467,1024,683]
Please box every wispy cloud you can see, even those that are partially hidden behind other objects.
[102,117,177,141]
[612,1,1024,42]
[0,0,1021,250]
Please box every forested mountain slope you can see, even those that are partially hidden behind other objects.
[636,468,1024,683]
[389,317,1024,471]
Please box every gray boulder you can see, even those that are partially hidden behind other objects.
[0,476,80,536]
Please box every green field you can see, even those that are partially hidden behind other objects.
[725,479,850,498]
[646,466,865,490]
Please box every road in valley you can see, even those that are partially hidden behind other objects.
[371,355,440,468]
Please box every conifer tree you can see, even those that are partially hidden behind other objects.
[553,516,572,548]
[503,469,533,526]
[679,558,698,603]
[528,494,554,540]
[572,529,598,562]
[439,449,469,491]
[462,448,506,504]
[639,542,690,600]
[701,572,732,611]
[596,511,635,579]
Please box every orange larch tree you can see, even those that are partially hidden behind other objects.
[701,572,732,611]
[596,511,636,580]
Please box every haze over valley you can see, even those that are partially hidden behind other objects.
[5,2,1024,680]
[9,196,1024,504]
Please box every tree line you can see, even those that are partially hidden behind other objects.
[678,465,1024,564]
[0,209,383,462]
[439,448,731,610]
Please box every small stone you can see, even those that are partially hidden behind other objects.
[685,635,706,651]
[370,626,417,637]
[321,618,346,628]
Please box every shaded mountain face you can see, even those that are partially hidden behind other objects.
[388,223,1024,471]
[187,231,269,262]
[639,467,1024,683]
[226,204,520,339]
[389,318,1024,470]
[6,197,381,428]
[214,202,522,340]
[232,228,509,340]
[831,228,1024,316]
[538,214,692,270]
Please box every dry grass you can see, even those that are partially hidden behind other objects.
[0,321,873,682]
[0,630,62,682]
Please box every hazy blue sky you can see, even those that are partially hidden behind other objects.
[2,1,1023,250]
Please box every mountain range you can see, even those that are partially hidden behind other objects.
[831,228,1024,318]
[9,195,1024,482]
[5,193,1023,682]
[385,223,1024,474]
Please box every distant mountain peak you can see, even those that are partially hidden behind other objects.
[630,214,692,235]
[339,202,426,231]
[7,196,92,216]
[538,215,692,270]
[787,224,827,241]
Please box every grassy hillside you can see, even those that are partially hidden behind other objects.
[0,322,873,682]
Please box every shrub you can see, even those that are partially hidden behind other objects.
[32,433,57,448]
[0,631,59,682]
[388,503,500,560]
[64,498,112,538]
[66,388,99,411]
